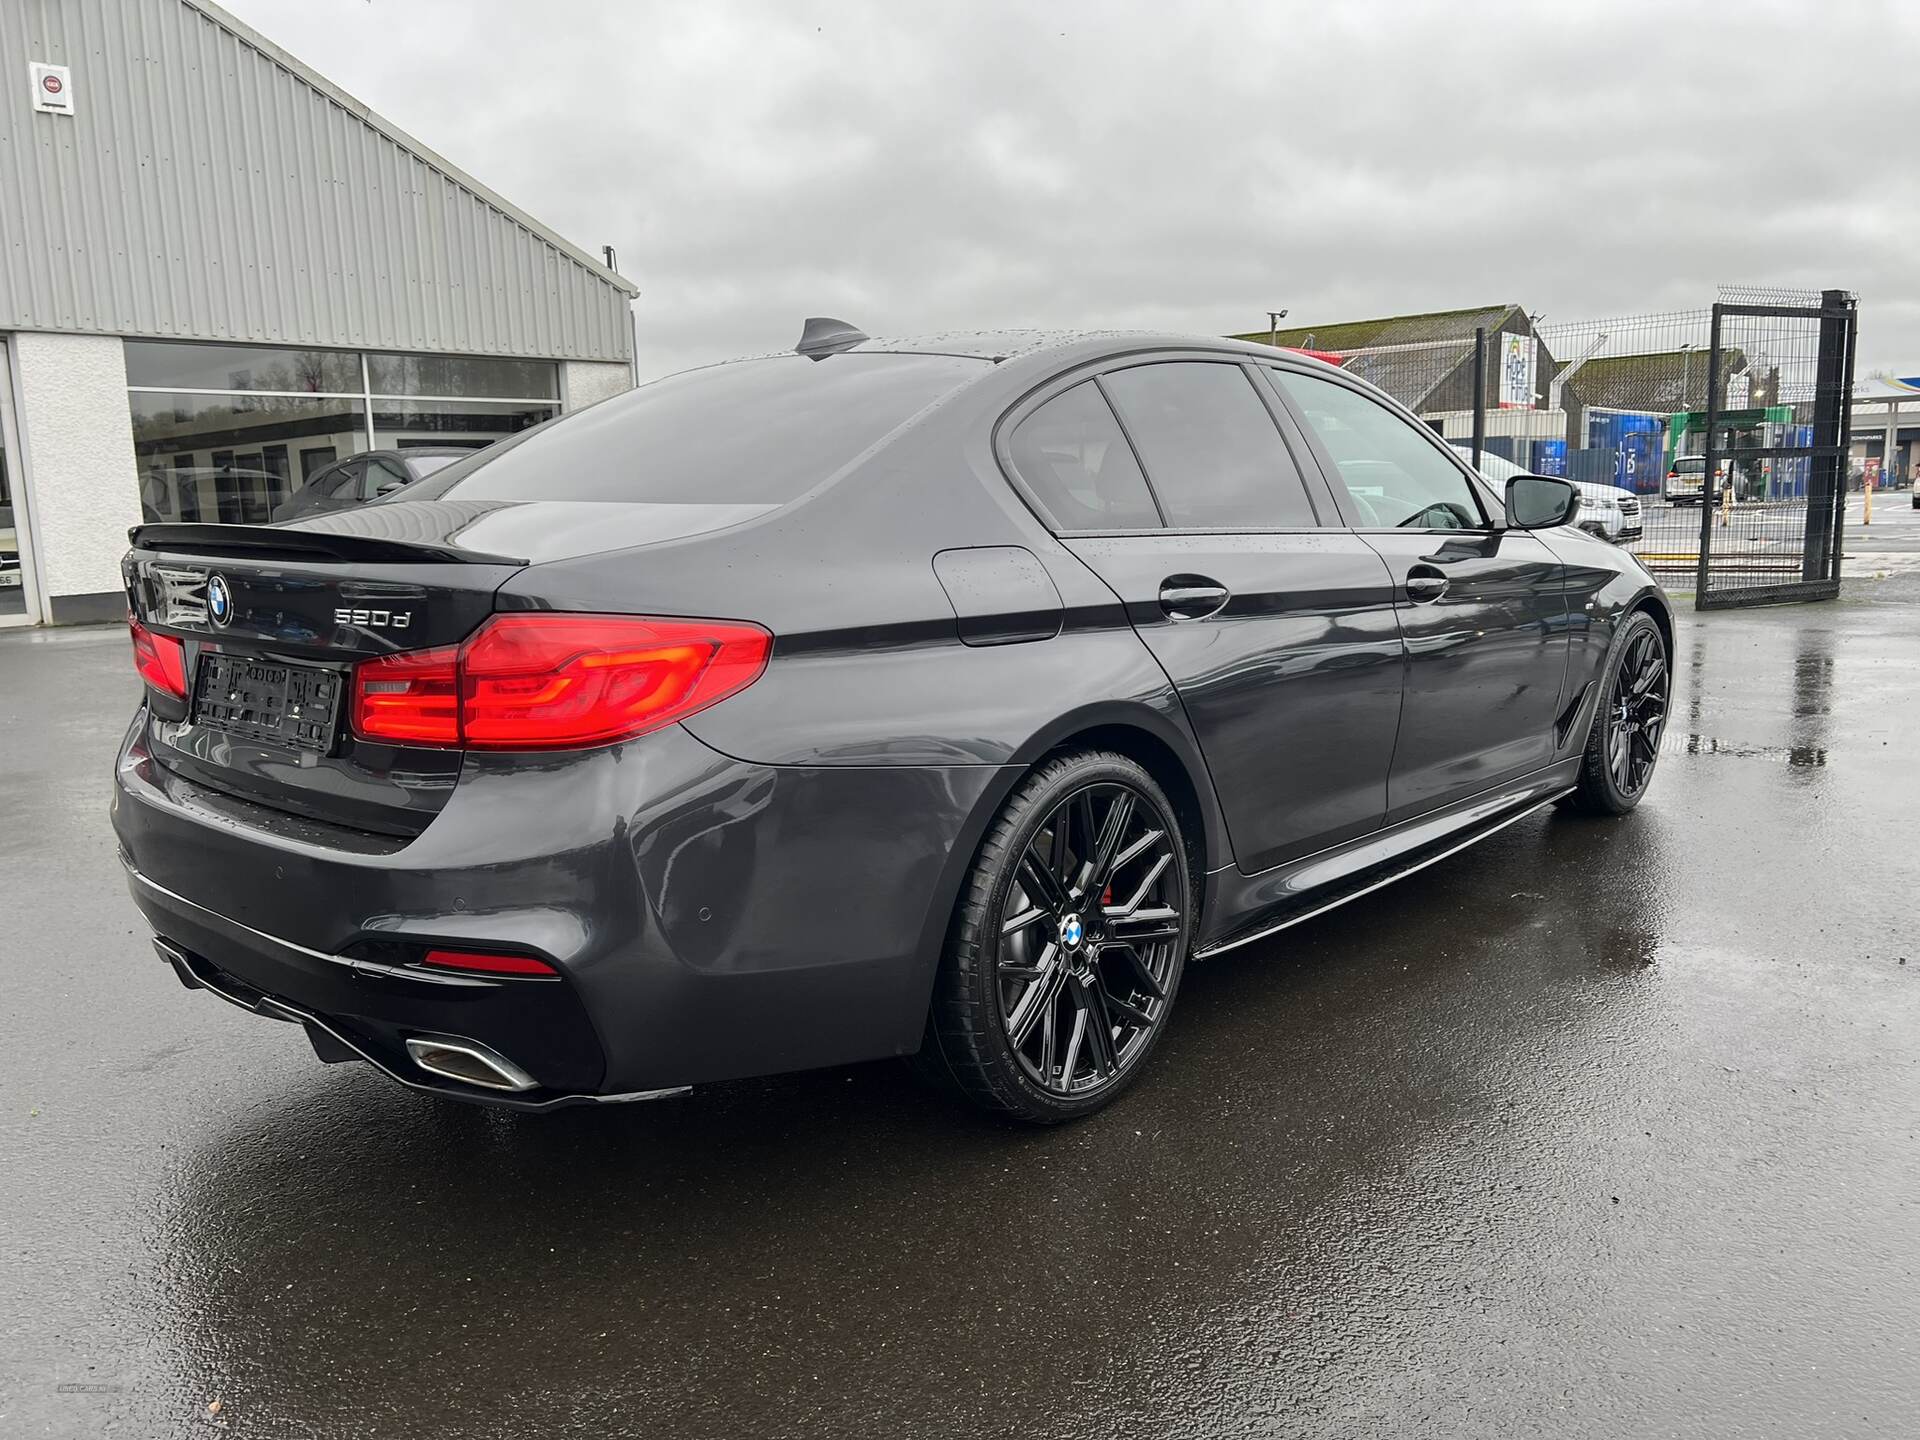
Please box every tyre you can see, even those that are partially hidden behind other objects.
[1563,609,1668,817]
[918,750,1192,1123]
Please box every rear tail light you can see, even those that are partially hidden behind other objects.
[129,617,188,700]
[419,948,559,978]
[352,644,461,745]
[351,613,771,751]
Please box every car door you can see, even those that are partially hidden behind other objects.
[1002,358,1405,875]
[1268,365,1570,823]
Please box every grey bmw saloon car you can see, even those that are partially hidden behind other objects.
[115,324,1671,1123]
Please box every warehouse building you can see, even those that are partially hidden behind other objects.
[0,0,638,626]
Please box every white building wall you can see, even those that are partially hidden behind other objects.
[11,332,140,611]
[1426,408,1568,444]
[561,360,635,412]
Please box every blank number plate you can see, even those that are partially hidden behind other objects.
[193,653,341,752]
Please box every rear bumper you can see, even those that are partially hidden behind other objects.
[144,920,677,1110]
[113,710,1010,1104]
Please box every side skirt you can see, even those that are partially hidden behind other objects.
[1194,762,1579,959]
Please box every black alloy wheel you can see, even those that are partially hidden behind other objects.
[1565,610,1668,816]
[919,751,1191,1122]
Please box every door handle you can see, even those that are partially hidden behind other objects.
[1159,576,1230,621]
[1404,566,1448,604]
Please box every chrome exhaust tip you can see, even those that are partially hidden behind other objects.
[404,1036,539,1093]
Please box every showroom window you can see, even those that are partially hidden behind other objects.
[125,340,559,523]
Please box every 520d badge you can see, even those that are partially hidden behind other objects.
[334,607,413,629]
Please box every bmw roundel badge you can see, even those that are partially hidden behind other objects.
[1060,915,1084,949]
[206,573,233,627]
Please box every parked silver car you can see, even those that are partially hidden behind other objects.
[1453,447,1643,543]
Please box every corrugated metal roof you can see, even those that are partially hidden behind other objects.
[0,0,635,361]
[1226,305,1522,412]
[1228,304,1520,353]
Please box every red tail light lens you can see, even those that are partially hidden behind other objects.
[351,645,461,746]
[459,614,770,748]
[351,613,771,751]
[129,618,188,700]
[419,948,559,978]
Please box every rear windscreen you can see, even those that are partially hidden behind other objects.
[407,353,987,506]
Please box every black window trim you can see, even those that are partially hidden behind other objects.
[1256,360,1504,533]
[992,347,1345,539]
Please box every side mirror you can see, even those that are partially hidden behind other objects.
[1505,474,1580,530]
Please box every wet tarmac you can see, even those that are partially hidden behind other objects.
[3,589,1916,1438]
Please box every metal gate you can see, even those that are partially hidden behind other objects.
[1695,290,1857,608]
[1310,289,1860,613]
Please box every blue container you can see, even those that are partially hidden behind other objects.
[1587,412,1665,494]
[1530,439,1567,476]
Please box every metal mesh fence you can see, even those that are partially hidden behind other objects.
[1283,289,1855,600]
[1534,308,1718,574]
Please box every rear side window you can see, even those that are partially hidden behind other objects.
[413,354,986,506]
[1007,382,1162,530]
[1100,362,1319,528]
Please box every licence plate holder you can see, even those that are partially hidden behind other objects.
[193,653,342,753]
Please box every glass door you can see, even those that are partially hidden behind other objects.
[0,336,37,625]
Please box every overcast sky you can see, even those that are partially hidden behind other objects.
[219,0,1916,380]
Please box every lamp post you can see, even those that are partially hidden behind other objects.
[1268,310,1288,349]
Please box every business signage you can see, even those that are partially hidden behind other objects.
[29,63,74,116]
[1499,333,1536,409]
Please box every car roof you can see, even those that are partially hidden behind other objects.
[705,327,1320,370]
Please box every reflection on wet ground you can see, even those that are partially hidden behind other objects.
[1669,734,1828,765]
[2,597,1916,1439]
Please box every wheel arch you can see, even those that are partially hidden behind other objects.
[1628,588,1674,659]
[901,702,1230,1045]
[1036,722,1215,895]
[1006,700,1227,885]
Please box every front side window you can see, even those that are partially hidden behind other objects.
[1100,362,1318,529]
[1275,370,1487,530]
[361,458,411,500]
[1006,381,1161,531]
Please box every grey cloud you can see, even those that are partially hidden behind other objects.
[220,0,1919,377]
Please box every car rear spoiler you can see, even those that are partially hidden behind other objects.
[127,523,527,567]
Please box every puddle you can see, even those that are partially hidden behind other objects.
[1663,733,1827,766]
